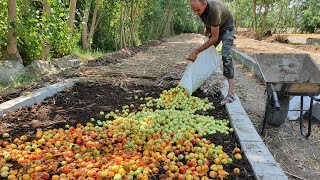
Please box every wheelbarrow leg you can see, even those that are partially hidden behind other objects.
[260,95,271,136]
[300,96,313,138]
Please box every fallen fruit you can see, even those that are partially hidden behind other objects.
[0,87,242,179]
[2,133,10,138]
[234,168,241,174]
[234,153,242,160]
[233,147,241,153]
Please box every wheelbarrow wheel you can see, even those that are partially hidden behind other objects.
[265,95,290,126]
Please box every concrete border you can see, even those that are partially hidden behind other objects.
[220,81,288,180]
[231,48,264,82]
[0,78,80,117]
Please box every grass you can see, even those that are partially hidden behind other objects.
[72,46,104,63]
[0,73,40,91]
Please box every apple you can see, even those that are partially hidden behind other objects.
[234,147,241,153]
[2,133,10,138]
[234,168,240,174]
[179,167,187,174]
[98,171,108,178]
[209,171,218,178]
[234,153,242,160]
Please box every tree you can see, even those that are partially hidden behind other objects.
[6,0,21,62]
[252,0,258,38]
[130,0,136,47]
[68,0,77,32]
[300,0,320,33]
[41,0,51,60]
[82,2,90,50]
[120,0,127,49]
[88,0,101,47]
[261,0,269,38]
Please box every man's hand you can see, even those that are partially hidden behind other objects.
[187,50,199,62]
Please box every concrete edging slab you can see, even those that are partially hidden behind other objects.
[0,78,80,117]
[220,81,288,180]
[231,48,264,82]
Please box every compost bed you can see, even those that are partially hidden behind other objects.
[0,82,255,179]
[0,40,165,105]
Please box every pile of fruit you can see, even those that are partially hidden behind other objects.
[0,87,243,180]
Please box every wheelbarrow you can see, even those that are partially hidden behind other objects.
[254,53,320,138]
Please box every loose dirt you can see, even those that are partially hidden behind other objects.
[235,33,320,64]
[0,40,164,104]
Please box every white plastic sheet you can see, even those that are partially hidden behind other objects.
[179,39,220,95]
[287,95,320,120]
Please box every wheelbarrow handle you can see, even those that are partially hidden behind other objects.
[270,84,281,110]
[272,92,281,110]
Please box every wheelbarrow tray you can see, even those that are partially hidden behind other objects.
[254,53,320,96]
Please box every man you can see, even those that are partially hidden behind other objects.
[188,0,235,104]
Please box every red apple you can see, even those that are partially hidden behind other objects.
[41,172,50,180]
[234,148,241,153]
[187,160,193,167]
[179,167,187,174]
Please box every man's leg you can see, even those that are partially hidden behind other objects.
[221,25,235,102]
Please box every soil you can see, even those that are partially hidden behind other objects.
[236,30,320,58]
[0,82,255,179]
[87,40,165,67]
[0,40,165,104]
[236,30,257,40]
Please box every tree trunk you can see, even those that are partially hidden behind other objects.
[6,0,21,62]
[82,6,90,50]
[41,0,51,60]
[252,0,258,39]
[114,28,118,51]
[120,1,127,49]
[235,0,239,33]
[293,0,298,33]
[130,0,136,47]
[260,0,269,40]
[163,10,174,38]
[68,0,77,32]
[120,1,123,49]
[88,0,101,47]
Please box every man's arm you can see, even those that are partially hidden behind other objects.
[187,26,219,61]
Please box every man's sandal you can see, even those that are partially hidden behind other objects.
[221,94,236,105]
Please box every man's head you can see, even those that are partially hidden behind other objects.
[190,0,208,16]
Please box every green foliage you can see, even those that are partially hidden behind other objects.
[17,2,43,65]
[0,0,8,59]
[92,0,203,52]
[72,46,104,62]
[300,0,320,33]
[48,2,78,58]
[173,0,203,34]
